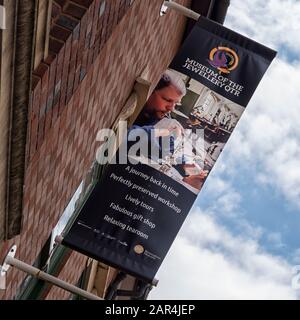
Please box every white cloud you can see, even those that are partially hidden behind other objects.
[222,2,300,208]
[213,191,241,216]
[224,59,300,207]
[235,218,264,241]
[226,0,300,56]
[266,232,286,249]
[200,175,241,217]
[149,208,298,300]
[292,249,300,264]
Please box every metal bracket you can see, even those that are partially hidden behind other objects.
[160,1,169,16]
[0,245,102,299]
[0,245,17,290]
[160,1,200,21]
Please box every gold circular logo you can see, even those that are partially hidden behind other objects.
[134,245,144,254]
[208,46,239,74]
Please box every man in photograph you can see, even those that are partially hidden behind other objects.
[129,69,186,160]
[134,69,186,127]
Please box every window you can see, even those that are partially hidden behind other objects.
[49,183,83,252]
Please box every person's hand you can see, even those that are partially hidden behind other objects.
[168,123,183,137]
[182,171,208,190]
[183,164,208,177]
[154,128,171,137]
[154,118,184,138]
[197,169,208,179]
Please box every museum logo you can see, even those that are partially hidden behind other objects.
[208,46,239,74]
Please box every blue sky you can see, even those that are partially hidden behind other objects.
[150,0,300,299]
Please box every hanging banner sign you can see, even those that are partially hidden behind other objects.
[62,16,276,283]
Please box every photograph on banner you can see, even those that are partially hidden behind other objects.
[177,70,245,169]
[128,68,245,194]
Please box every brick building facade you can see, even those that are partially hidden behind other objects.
[0,0,229,299]
[0,0,190,299]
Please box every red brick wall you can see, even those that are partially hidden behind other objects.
[0,0,190,299]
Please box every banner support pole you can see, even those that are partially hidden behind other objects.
[161,1,200,21]
[0,245,102,300]
[55,236,159,287]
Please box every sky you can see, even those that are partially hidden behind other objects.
[149,0,300,300]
